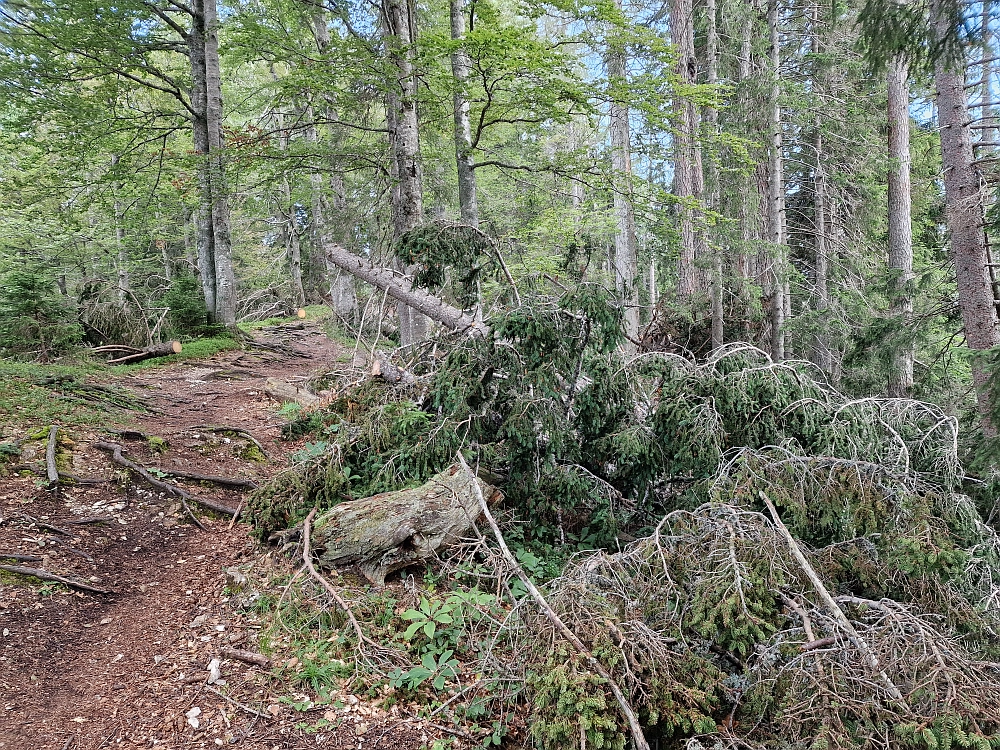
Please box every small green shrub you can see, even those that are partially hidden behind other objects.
[0,270,82,360]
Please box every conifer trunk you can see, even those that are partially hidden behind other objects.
[933,0,1000,433]
[810,6,831,374]
[608,0,640,348]
[767,0,786,361]
[705,0,723,350]
[671,0,698,297]
[450,0,478,227]
[887,55,914,396]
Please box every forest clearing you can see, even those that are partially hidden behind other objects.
[5,0,1000,747]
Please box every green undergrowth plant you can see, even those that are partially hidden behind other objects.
[245,287,1000,748]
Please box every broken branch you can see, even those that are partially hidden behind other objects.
[0,564,111,594]
[456,452,651,750]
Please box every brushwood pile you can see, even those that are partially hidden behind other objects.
[248,285,1000,749]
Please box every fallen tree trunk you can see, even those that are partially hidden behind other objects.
[309,464,498,585]
[264,377,321,408]
[325,244,488,337]
[93,341,182,365]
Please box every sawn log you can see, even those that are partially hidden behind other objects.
[309,464,498,585]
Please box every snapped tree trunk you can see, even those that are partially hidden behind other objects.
[933,0,1000,433]
[887,54,914,396]
[325,243,484,335]
[450,0,479,227]
[309,465,498,585]
[607,4,640,349]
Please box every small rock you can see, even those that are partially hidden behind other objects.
[189,614,209,629]
[206,658,222,685]
[185,707,201,730]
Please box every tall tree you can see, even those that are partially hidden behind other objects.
[886,54,914,396]
[450,0,479,227]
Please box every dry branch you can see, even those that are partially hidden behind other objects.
[93,442,237,517]
[218,646,270,668]
[456,453,651,750]
[760,492,909,708]
[0,552,42,563]
[158,469,257,489]
[0,564,111,594]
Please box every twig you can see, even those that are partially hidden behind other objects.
[203,685,272,719]
[178,496,207,531]
[159,469,257,489]
[21,514,70,536]
[760,492,909,709]
[227,498,245,531]
[0,564,111,594]
[46,425,59,487]
[456,452,651,750]
[66,517,112,525]
[301,509,377,651]
[60,735,75,750]
[218,646,270,668]
[93,442,237,517]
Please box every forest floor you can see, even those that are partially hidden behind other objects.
[0,321,436,750]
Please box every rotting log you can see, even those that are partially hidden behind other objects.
[93,341,182,365]
[325,244,488,337]
[308,464,498,585]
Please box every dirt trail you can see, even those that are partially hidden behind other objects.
[0,324,430,750]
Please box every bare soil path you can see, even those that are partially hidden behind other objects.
[0,324,431,750]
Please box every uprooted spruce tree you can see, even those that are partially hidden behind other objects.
[246,227,1000,749]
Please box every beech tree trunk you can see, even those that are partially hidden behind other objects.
[384,0,428,348]
[607,2,640,349]
[450,0,479,227]
[767,0,786,361]
[933,0,1000,433]
[887,54,914,396]
[189,0,236,326]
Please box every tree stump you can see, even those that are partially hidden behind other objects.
[309,465,498,585]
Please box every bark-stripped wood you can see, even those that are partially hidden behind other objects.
[308,464,497,585]
[93,341,182,365]
[45,425,59,487]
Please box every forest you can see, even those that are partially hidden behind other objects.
[3,0,1000,747]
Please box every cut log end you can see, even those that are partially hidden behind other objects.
[297,308,307,319]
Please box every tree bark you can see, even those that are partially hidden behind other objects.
[309,465,497,585]
[705,0,723,350]
[383,0,428,348]
[933,0,1000,433]
[325,244,484,335]
[887,54,914,396]
[450,0,479,227]
[810,5,832,374]
[188,0,235,325]
[767,0,786,361]
[607,1,640,350]
[671,0,699,298]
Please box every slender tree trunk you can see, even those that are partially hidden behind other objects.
[705,0,723,350]
[810,6,831,373]
[384,0,427,347]
[450,0,479,227]
[767,0,786,361]
[671,0,698,298]
[933,1,1000,433]
[607,2,640,349]
[110,155,129,303]
[887,55,914,396]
